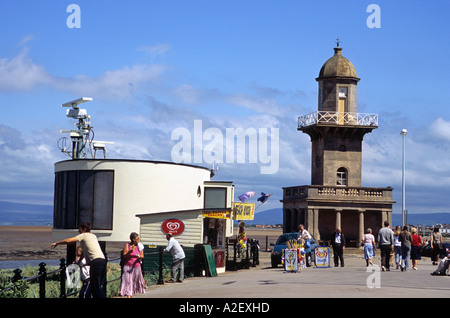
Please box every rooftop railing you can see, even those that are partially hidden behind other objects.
[282,185,393,202]
[298,111,378,129]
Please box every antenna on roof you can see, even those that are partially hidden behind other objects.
[58,97,114,159]
[210,161,219,178]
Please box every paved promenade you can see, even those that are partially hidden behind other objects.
[135,250,450,299]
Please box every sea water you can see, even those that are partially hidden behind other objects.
[0,259,61,270]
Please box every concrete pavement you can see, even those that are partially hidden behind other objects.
[134,251,450,299]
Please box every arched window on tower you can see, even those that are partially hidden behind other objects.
[336,167,348,186]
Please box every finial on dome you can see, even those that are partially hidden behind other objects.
[335,38,341,47]
[334,38,343,55]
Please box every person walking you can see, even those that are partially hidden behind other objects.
[331,227,345,267]
[410,227,423,270]
[119,232,146,298]
[51,222,107,298]
[398,225,412,272]
[362,228,376,266]
[430,226,443,265]
[377,221,394,271]
[393,225,402,270]
[163,233,186,283]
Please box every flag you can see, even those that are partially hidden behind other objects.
[257,192,272,204]
[238,191,255,202]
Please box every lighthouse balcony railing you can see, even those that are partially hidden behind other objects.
[283,185,393,202]
[298,111,378,129]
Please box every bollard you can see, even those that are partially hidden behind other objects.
[158,247,164,285]
[255,240,260,265]
[59,258,66,298]
[232,241,238,270]
[12,268,23,283]
[38,262,47,298]
[250,239,256,267]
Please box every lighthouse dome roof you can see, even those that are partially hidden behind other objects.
[317,46,359,81]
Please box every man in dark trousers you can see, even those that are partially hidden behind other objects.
[51,222,107,298]
[377,221,394,271]
[331,227,346,267]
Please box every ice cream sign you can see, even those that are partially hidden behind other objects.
[161,218,185,236]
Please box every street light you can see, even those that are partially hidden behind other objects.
[400,129,407,226]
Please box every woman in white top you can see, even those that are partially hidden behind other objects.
[362,228,376,266]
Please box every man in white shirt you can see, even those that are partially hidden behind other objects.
[298,224,311,240]
[331,227,346,267]
[163,233,186,283]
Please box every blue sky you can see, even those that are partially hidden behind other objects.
[0,1,449,215]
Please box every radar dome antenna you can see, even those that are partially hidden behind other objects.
[60,97,93,159]
[59,97,115,159]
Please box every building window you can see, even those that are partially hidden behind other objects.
[54,170,114,230]
[336,167,348,186]
[338,87,348,124]
[319,87,323,110]
[204,187,227,209]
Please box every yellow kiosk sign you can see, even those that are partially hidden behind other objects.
[202,211,231,219]
[233,202,255,220]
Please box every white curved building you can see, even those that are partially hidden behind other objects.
[52,159,212,242]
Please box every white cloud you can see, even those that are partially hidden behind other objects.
[0,49,167,100]
[138,43,171,61]
[53,64,166,100]
[430,117,450,142]
[0,48,52,91]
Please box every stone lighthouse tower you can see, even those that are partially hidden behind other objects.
[281,45,395,244]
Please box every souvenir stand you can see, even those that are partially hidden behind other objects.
[313,246,331,268]
[282,239,306,273]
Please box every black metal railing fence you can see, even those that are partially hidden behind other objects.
[1,238,262,298]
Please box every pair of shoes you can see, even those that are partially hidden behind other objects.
[413,267,417,270]
[176,280,183,283]
[400,266,404,272]
[431,271,443,276]
[386,268,390,271]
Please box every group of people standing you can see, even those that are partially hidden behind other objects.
[51,222,185,298]
[298,224,346,268]
[361,221,445,272]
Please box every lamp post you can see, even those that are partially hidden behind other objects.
[400,129,407,226]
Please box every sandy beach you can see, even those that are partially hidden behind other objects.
[0,226,66,261]
[0,225,282,262]
[0,226,122,262]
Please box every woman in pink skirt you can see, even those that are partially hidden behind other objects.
[119,232,146,298]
